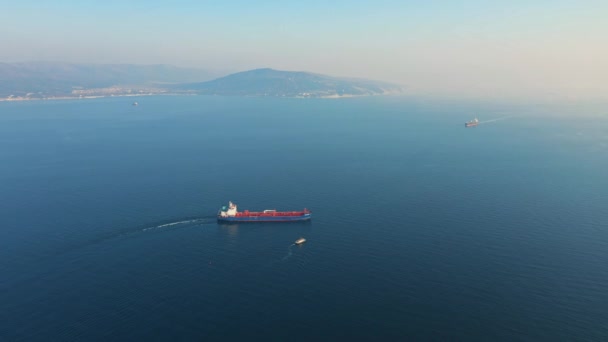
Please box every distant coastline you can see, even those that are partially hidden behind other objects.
[0,91,400,103]
[0,63,403,101]
[0,93,179,102]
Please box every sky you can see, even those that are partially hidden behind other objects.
[1,0,607,99]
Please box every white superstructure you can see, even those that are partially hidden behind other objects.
[219,201,238,217]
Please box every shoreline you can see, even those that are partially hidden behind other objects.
[0,92,399,103]
[0,93,186,103]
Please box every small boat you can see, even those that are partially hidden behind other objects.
[132,102,138,106]
[295,237,307,245]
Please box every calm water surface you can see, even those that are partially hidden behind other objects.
[1,96,607,340]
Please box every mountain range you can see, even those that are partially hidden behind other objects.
[176,68,403,97]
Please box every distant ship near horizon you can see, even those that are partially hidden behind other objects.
[465,118,479,127]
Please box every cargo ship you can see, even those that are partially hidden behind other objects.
[217,201,311,222]
[465,118,479,127]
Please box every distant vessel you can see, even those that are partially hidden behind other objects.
[465,118,479,127]
[132,102,138,106]
[217,201,311,222]
[295,237,307,245]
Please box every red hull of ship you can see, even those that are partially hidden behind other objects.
[234,210,310,218]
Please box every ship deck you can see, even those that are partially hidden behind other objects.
[235,210,309,217]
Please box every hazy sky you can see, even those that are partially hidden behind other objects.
[2,0,607,99]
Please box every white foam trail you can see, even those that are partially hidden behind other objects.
[142,218,210,232]
[479,116,515,124]
[281,244,295,261]
[156,219,199,228]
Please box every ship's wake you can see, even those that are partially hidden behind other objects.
[141,217,216,232]
[14,215,219,290]
[93,215,218,244]
[479,115,516,124]
[49,216,218,259]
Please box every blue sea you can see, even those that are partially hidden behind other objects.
[1,95,607,340]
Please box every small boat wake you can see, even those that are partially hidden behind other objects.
[281,238,307,261]
[281,244,296,261]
